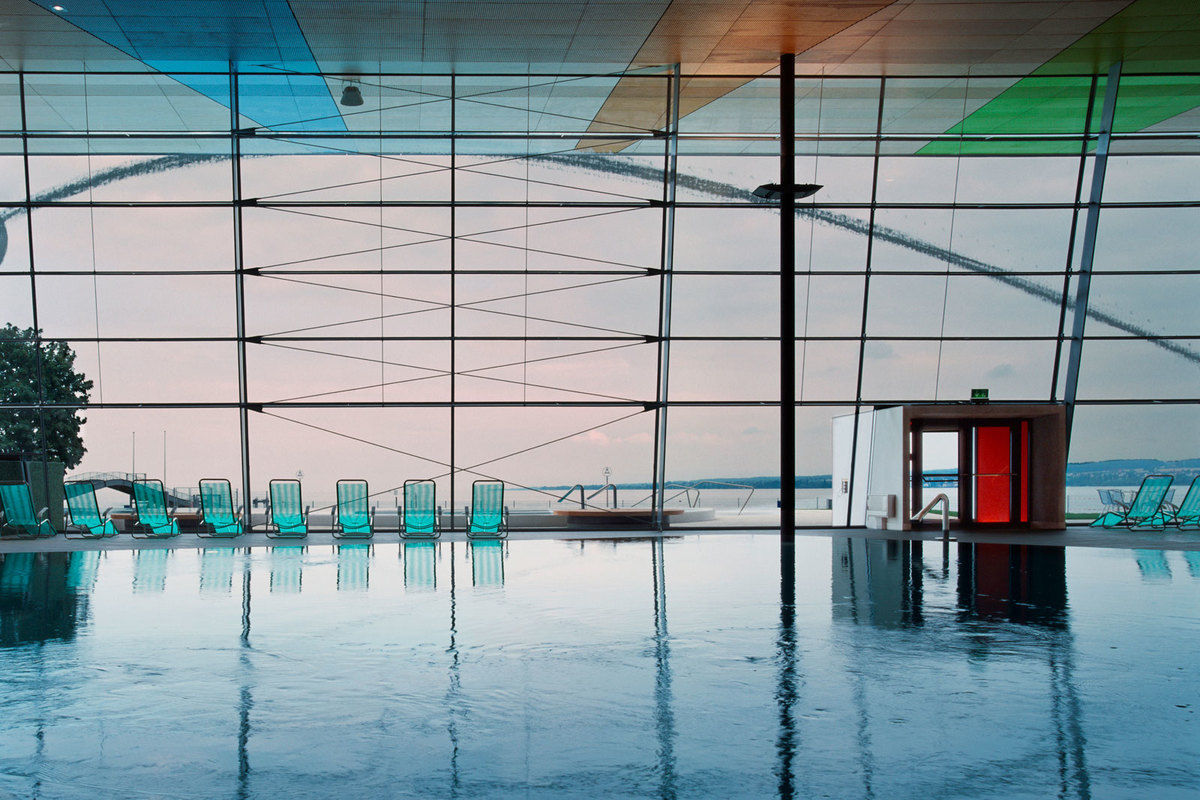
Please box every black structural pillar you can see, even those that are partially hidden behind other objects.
[780,54,796,543]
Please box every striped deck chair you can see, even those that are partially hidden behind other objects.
[333,479,373,539]
[131,479,181,538]
[0,482,56,538]
[64,481,119,538]
[466,479,508,539]
[199,478,242,538]
[1164,476,1200,530]
[267,479,308,539]
[401,479,440,539]
[1089,475,1173,530]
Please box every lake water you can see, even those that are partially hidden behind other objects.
[0,535,1196,798]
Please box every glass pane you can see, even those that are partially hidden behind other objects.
[1076,338,1199,400]
[246,272,450,339]
[69,341,239,404]
[32,207,234,271]
[1091,207,1200,271]
[243,206,450,272]
[669,341,778,402]
[241,142,451,203]
[73,408,243,494]
[36,275,235,339]
[23,73,232,132]
[249,408,450,512]
[934,340,1056,401]
[0,276,33,331]
[453,406,654,518]
[671,275,778,337]
[28,143,232,203]
[248,340,450,405]
[675,209,776,271]
[1085,274,1200,337]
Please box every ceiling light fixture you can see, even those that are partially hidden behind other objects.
[51,4,65,10]
[752,183,822,201]
[340,83,363,107]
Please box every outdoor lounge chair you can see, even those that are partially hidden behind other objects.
[333,479,374,539]
[400,479,440,539]
[466,479,508,539]
[1097,488,1129,516]
[267,479,309,539]
[64,480,119,538]
[0,481,56,538]
[131,479,181,538]
[199,478,243,538]
[1089,474,1173,530]
[1164,476,1200,530]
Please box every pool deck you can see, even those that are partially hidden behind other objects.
[0,523,1195,553]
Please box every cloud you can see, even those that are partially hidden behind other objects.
[985,363,1016,379]
[864,341,895,360]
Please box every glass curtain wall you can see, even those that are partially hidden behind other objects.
[0,69,1195,529]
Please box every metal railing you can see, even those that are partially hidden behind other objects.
[913,492,952,534]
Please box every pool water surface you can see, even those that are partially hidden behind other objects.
[0,535,1196,799]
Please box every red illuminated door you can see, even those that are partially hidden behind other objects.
[972,423,1029,526]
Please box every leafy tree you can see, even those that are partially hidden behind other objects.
[0,324,92,468]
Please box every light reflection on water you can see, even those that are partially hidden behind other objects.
[0,536,1197,799]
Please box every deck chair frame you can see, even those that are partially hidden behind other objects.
[131,479,182,538]
[1089,474,1173,530]
[198,478,243,538]
[0,481,57,539]
[333,479,374,539]
[1164,475,1200,530]
[401,479,440,539]
[267,479,309,539]
[465,479,508,539]
[64,480,119,539]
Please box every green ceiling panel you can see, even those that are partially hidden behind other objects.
[920,0,1200,155]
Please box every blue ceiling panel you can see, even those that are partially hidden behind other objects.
[26,0,343,131]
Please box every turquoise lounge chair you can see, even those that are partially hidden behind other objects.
[267,479,308,539]
[64,480,119,539]
[0,482,56,538]
[401,479,440,539]
[466,479,507,539]
[1164,476,1200,530]
[1089,475,1173,530]
[334,479,374,539]
[199,478,243,538]
[132,479,181,538]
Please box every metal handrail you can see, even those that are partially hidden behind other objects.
[629,484,699,509]
[557,485,586,509]
[913,492,951,533]
[690,480,756,514]
[586,483,618,508]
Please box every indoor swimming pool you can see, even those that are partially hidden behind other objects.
[0,535,1196,799]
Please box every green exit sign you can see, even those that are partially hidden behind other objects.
[971,388,989,403]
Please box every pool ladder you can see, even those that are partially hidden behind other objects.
[913,492,951,534]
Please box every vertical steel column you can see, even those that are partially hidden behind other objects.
[1050,75,1099,401]
[651,65,681,530]
[449,75,457,530]
[17,72,51,511]
[1064,62,1122,449]
[844,78,887,527]
[231,69,253,527]
[780,55,796,542]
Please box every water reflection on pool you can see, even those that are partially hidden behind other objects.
[0,536,1196,799]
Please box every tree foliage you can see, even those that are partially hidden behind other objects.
[0,324,92,468]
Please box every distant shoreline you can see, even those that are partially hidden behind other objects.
[535,458,1200,492]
